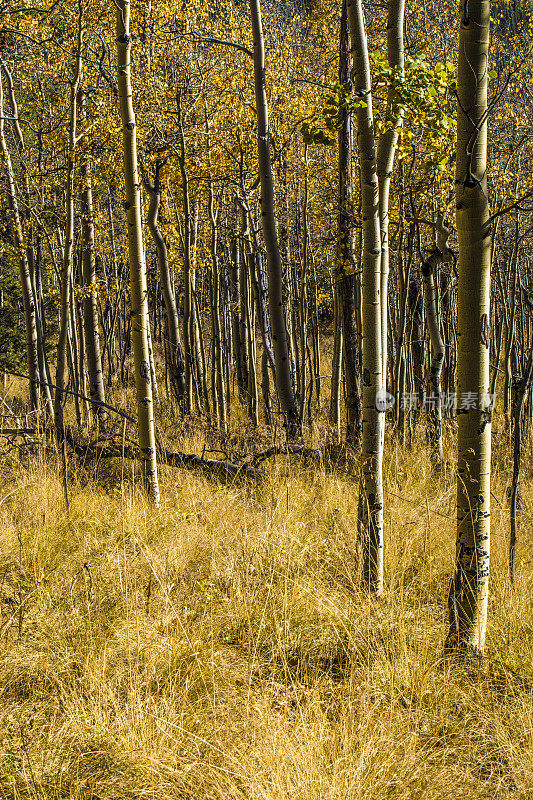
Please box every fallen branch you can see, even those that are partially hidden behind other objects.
[66,434,264,484]
[0,427,36,435]
[248,444,323,468]
[1,367,136,423]
[164,450,264,482]
[65,436,323,483]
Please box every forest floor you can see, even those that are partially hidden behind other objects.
[0,384,532,799]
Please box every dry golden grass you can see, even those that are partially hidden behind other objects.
[0,403,532,799]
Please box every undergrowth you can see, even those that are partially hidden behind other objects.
[0,398,531,799]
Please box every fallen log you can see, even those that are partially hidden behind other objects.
[0,427,36,435]
[66,434,264,484]
[64,432,327,486]
[164,450,264,483]
[248,444,323,468]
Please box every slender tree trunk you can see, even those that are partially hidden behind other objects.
[144,162,185,407]
[146,317,159,405]
[447,0,491,654]
[420,215,452,466]
[509,353,533,584]
[0,68,40,409]
[394,224,410,436]
[188,198,208,411]
[503,224,519,425]
[250,0,300,438]
[79,90,107,429]
[311,260,321,410]
[208,181,227,432]
[348,0,384,595]
[2,60,53,414]
[237,192,276,375]
[176,90,195,412]
[336,0,362,446]
[240,207,259,425]
[75,287,90,422]
[230,204,246,400]
[281,168,298,399]
[54,8,83,465]
[377,0,405,390]
[408,271,426,438]
[291,264,301,402]
[299,149,310,423]
[116,0,160,505]
[330,277,343,438]
[67,306,83,429]
[107,187,120,381]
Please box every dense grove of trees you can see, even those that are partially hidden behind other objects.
[1,0,532,655]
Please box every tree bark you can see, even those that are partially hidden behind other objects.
[376,0,405,390]
[334,0,362,446]
[116,0,160,505]
[144,162,185,407]
[79,90,107,429]
[54,7,83,464]
[509,353,533,584]
[0,68,40,410]
[419,215,452,465]
[249,0,300,438]
[348,0,384,595]
[447,0,491,654]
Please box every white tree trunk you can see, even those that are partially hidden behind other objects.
[448,0,491,654]
[347,0,384,595]
[116,0,160,505]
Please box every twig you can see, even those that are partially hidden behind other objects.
[1,367,136,423]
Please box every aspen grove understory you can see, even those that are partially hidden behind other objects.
[0,0,532,797]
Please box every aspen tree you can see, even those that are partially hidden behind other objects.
[116,0,160,505]
[230,203,246,400]
[176,90,196,413]
[448,0,491,653]
[144,161,186,407]
[377,0,405,390]
[393,196,410,441]
[299,144,310,423]
[310,258,321,413]
[69,269,85,427]
[205,116,227,430]
[0,69,40,410]
[329,279,343,438]
[208,180,227,432]
[106,187,121,381]
[0,59,54,415]
[502,223,519,425]
[239,203,260,426]
[335,0,361,446]
[233,201,253,409]
[54,4,83,459]
[190,198,209,412]
[509,352,533,584]
[249,0,300,438]
[419,215,453,465]
[347,0,384,594]
[79,89,107,430]
[410,270,427,434]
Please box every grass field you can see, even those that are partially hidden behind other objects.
[0,396,532,798]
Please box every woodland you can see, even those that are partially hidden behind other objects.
[0,0,532,797]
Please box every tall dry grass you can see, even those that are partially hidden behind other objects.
[0,398,531,798]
